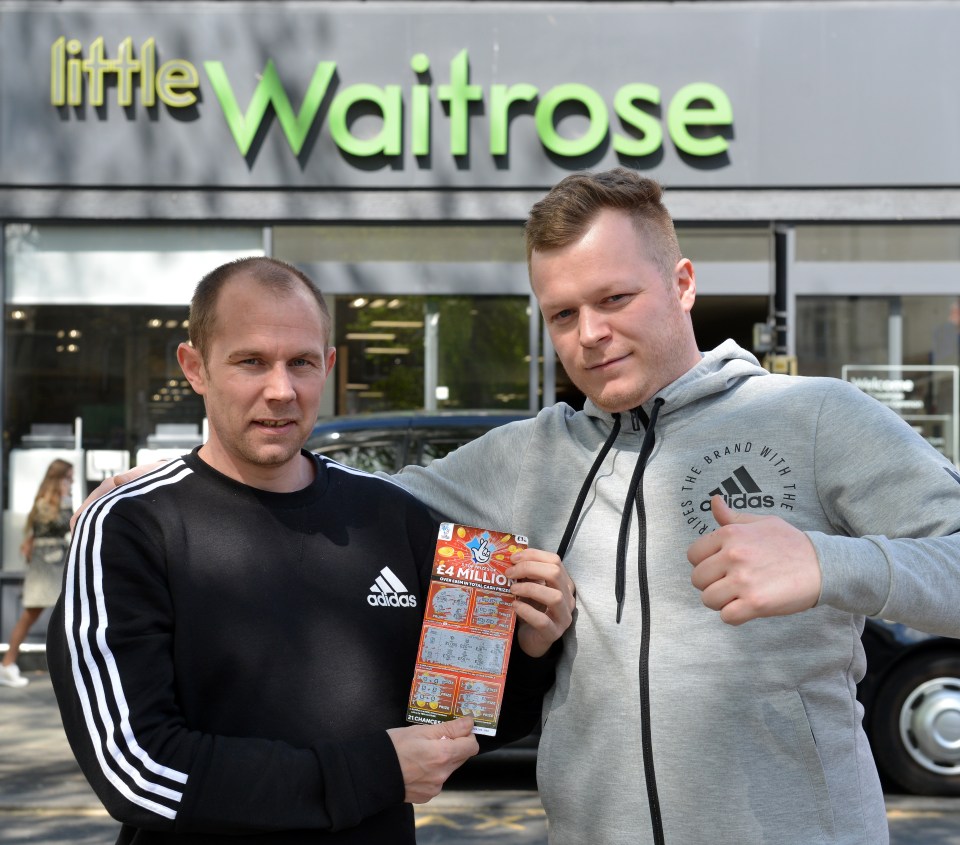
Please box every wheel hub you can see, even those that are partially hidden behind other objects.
[900,676,960,775]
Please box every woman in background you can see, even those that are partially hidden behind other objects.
[0,459,73,688]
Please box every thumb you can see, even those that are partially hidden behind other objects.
[711,494,767,526]
[435,716,475,738]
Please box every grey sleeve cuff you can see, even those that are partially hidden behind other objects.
[808,531,891,618]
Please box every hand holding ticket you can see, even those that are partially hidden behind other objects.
[506,547,576,659]
[406,523,526,736]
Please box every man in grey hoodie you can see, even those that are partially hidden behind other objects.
[80,169,960,844]
[386,169,960,844]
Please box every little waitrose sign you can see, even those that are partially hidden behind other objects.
[50,37,734,162]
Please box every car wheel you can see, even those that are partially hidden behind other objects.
[871,652,960,796]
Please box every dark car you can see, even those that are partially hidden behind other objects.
[307,409,532,472]
[858,619,960,796]
[308,410,960,795]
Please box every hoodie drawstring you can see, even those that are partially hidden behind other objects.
[555,399,667,845]
[614,398,663,622]
[554,397,664,623]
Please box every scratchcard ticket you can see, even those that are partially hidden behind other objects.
[406,522,527,736]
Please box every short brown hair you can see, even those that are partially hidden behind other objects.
[524,168,682,282]
[188,257,332,362]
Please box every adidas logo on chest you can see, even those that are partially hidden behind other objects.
[367,566,418,608]
[701,464,775,511]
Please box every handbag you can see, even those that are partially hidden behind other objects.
[42,545,65,564]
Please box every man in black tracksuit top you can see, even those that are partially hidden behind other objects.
[47,257,572,844]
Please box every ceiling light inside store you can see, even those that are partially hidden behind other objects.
[351,297,368,308]
[371,321,423,329]
[10,310,26,320]
[165,320,178,329]
[68,329,82,338]
[147,319,162,328]
[345,333,396,341]
[369,299,386,308]
[387,300,402,309]
[365,347,410,355]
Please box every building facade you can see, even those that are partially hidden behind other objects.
[2,0,960,591]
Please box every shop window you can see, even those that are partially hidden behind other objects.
[276,224,534,416]
[2,224,263,563]
[796,296,960,377]
[797,295,959,463]
[333,294,530,414]
[5,304,201,453]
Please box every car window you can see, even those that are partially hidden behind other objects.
[316,441,404,473]
[418,437,473,466]
[309,417,527,472]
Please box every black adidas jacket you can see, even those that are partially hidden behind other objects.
[48,449,552,844]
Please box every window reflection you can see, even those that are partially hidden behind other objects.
[333,295,530,414]
[797,295,960,463]
[5,304,201,456]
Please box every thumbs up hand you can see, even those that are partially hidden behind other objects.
[686,495,822,626]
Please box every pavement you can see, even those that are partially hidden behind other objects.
[5,668,960,845]
[0,665,120,845]
[0,668,540,813]
[0,666,98,812]
[0,668,546,845]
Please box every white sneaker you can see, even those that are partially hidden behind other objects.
[0,662,28,688]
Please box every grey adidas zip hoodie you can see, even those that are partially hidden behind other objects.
[390,341,960,845]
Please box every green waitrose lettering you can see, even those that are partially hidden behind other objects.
[52,40,733,160]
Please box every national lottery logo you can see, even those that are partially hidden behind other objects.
[466,532,496,565]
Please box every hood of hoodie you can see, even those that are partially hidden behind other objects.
[581,339,768,426]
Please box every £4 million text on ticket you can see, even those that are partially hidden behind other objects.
[406,522,527,736]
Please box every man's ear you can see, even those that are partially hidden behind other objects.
[323,346,337,376]
[675,258,696,314]
[177,342,207,395]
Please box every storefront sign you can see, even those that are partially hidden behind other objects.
[4,3,960,189]
[49,39,732,161]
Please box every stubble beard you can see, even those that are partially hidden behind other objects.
[577,317,692,413]
[236,430,304,469]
